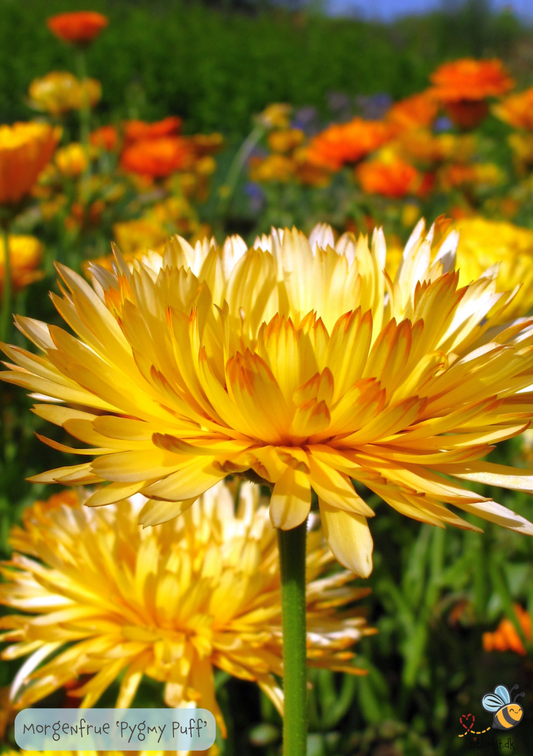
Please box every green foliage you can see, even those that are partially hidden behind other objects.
[0,0,527,136]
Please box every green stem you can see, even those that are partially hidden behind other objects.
[0,223,12,344]
[74,48,92,204]
[0,221,12,466]
[278,520,308,756]
[217,123,265,223]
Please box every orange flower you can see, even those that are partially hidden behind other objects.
[0,123,61,205]
[124,116,182,144]
[386,92,438,131]
[90,124,119,151]
[483,605,532,655]
[120,136,193,178]
[493,88,533,130]
[430,58,514,102]
[356,157,420,198]
[47,11,108,45]
[429,58,514,129]
[307,118,397,171]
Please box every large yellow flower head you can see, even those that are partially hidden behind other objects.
[3,221,533,576]
[0,485,371,731]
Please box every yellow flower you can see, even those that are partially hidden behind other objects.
[112,219,169,256]
[493,87,533,130]
[508,133,533,174]
[3,221,533,577]
[0,235,44,293]
[267,129,305,154]
[112,198,201,256]
[387,218,533,321]
[0,485,371,730]
[28,72,101,116]
[0,122,61,205]
[257,104,292,130]
[55,143,90,178]
[449,217,533,319]
[470,162,505,187]
[249,154,296,182]
[395,130,476,166]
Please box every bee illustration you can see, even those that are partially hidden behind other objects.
[482,684,525,730]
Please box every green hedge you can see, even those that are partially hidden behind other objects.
[0,0,527,136]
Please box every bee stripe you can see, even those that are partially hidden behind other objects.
[500,708,518,727]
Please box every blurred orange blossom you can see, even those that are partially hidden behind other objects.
[47,11,108,45]
[0,122,61,205]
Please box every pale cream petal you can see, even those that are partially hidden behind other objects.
[319,499,373,577]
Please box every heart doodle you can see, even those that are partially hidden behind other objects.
[459,713,475,734]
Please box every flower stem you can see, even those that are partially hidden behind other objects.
[0,221,12,466]
[278,519,308,756]
[74,48,92,204]
[217,123,265,224]
[0,222,12,344]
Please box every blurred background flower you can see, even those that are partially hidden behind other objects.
[28,72,101,117]
[47,11,108,46]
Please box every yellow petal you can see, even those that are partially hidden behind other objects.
[319,499,373,577]
[270,466,311,529]
[139,498,197,526]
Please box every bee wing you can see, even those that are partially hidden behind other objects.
[482,693,504,711]
[495,685,510,704]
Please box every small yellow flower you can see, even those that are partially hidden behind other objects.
[112,198,202,256]
[55,143,90,178]
[394,130,476,166]
[194,155,217,176]
[249,154,295,182]
[508,133,533,174]
[28,72,101,116]
[0,235,44,293]
[493,88,533,130]
[471,162,505,187]
[267,129,305,154]
[0,484,372,730]
[113,219,168,256]
[257,104,292,130]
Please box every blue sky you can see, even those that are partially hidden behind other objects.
[327,0,533,21]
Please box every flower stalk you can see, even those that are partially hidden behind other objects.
[217,123,265,224]
[278,519,308,756]
[0,221,12,345]
[74,47,92,202]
